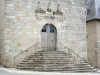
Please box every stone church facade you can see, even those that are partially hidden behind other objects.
[0,0,99,72]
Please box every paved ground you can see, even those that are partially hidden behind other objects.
[0,70,10,75]
[0,67,100,75]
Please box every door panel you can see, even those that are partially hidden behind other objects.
[48,33,56,50]
[41,32,47,50]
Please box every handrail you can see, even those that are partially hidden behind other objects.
[14,42,39,66]
[69,40,97,65]
[60,43,88,63]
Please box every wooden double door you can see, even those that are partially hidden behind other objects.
[41,24,57,50]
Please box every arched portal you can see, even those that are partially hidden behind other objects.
[41,23,57,50]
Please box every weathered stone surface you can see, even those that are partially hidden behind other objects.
[0,0,87,68]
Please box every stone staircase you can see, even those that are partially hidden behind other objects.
[16,50,96,72]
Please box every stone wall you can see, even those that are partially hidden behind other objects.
[86,20,100,68]
[0,0,4,65]
[96,20,100,68]
[86,20,98,68]
[1,0,86,67]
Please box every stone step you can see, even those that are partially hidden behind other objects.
[45,65,93,69]
[27,55,72,58]
[17,65,95,72]
[34,51,69,53]
[18,62,72,65]
[25,57,72,60]
[24,56,73,60]
[16,50,95,72]
[61,70,95,72]
[17,64,93,70]
[73,70,95,72]
[31,53,71,56]
[64,65,93,68]
[28,53,71,56]
[45,68,94,72]
[27,57,72,60]
[24,59,72,62]
[17,66,92,70]
[45,64,93,68]
[23,60,73,63]
[43,69,95,72]
[30,54,71,57]
[19,61,73,65]
[65,63,91,66]
[63,67,93,70]
[17,66,94,71]
[74,63,90,66]
[17,67,44,71]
